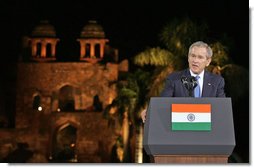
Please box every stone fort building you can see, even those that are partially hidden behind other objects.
[0,20,130,162]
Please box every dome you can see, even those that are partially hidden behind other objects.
[80,20,105,38]
[31,20,57,37]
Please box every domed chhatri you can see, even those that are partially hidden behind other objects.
[26,20,113,63]
[80,20,105,39]
[77,20,109,63]
[31,20,57,37]
[29,20,59,61]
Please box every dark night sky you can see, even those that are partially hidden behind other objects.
[0,0,249,67]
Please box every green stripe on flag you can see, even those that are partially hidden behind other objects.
[172,122,211,131]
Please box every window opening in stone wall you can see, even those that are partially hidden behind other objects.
[95,44,100,58]
[33,95,41,110]
[59,85,75,112]
[85,44,91,57]
[93,94,102,112]
[36,43,42,57]
[46,43,52,57]
[52,124,77,162]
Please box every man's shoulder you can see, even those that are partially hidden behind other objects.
[167,69,187,80]
[205,70,224,80]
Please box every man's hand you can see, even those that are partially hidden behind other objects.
[141,109,147,123]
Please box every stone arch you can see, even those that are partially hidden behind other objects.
[33,95,41,110]
[95,43,100,58]
[46,43,52,57]
[52,83,83,112]
[85,43,91,57]
[36,42,42,56]
[51,122,78,162]
[58,85,75,112]
[32,92,42,110]
[92,94,102,112]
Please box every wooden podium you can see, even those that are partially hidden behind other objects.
[152,155,228,163]
[143,97,235,164]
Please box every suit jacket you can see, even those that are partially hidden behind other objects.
[160,69,226,97]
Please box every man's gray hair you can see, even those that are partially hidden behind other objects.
[188,41,213,58]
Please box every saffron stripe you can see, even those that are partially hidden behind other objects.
[172,122,211,131]
[172,104,211,113]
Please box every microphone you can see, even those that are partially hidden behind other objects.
[190,76,198,89]
[181,76,198,97]
[181,76,189,90]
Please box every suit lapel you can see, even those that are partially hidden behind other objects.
[184,69,192,78]
[182,69,192,97]
[202,71,212,97]
[182,69,213,97]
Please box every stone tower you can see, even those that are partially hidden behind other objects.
[29,20,60,61]
[77,20,109,63]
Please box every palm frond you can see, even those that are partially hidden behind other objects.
[210,42,229,66]
[159,17,208,57]
[133,47,174,67]
[147,66,174,97]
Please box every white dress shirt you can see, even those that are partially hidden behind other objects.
[189,69,204,96]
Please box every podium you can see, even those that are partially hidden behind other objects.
[143,97,235,163]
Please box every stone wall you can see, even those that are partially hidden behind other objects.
[0,61,121,162]
[15,62,118,128]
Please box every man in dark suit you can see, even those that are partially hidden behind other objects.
[160,41,225,97]
[141,41,225,122]
[160,68,225,97]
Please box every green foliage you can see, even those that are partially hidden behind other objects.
[158,17,209,70]
[103,69,152,126]
[210,42,229,66]
[159,17,208,58]
[133,47,174,66]
[147,66,174,97]
[133,47,176,97]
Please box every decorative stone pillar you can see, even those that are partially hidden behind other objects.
[41,41,46,58]
[78,20,109,62]
[51,42,56,57]
[90,42,95,58]
[29,20,59,61]
[32,41,37,57]
[81,42,85,58]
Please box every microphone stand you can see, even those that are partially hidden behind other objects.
[188,88,194,97]
[189,76,198,97]
[181,76,198,97]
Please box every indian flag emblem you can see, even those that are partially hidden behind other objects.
[171,104,211,131]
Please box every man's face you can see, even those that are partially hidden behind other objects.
[188,46,211,74]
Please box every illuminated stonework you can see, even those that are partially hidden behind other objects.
[0,20,129,163]
[29,20,60,61]
[77,20,109,63]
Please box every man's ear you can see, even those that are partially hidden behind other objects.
[206,57,212,66]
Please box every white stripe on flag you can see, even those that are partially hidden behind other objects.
[172,112,211,122]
